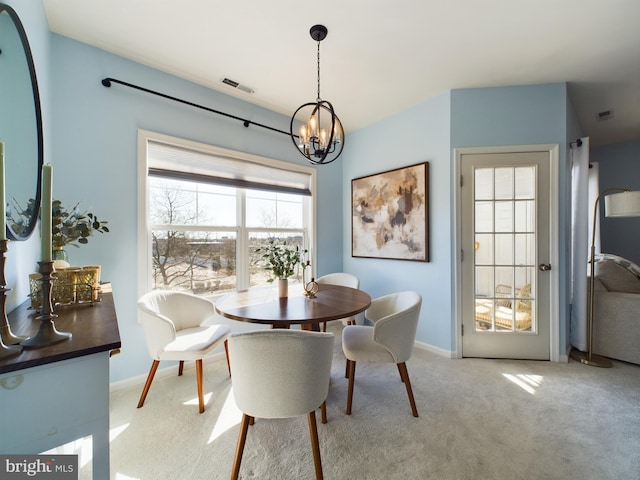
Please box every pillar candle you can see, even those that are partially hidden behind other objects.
[0,141,6,241]
[41,164,52,262]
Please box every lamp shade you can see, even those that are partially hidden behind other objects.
[604,191,640,217]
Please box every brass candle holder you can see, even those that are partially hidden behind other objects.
[21,260,72,348]
[0,239,25,359]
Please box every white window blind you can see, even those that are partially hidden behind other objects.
[147,140,312,196]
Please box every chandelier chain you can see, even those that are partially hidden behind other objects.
[316,41,321,102]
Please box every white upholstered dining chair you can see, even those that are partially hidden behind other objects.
[316,272,360,332]
[342,290,422,417]
[137,290,231,414]
[228,329,334,480]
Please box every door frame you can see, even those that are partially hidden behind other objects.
[453,144,560,362]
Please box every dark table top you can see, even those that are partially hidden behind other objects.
[215,283,371,328]
[0,285,121,375]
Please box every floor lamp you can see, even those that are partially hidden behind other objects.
[570,189,640,367]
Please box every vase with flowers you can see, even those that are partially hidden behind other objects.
[255,239,308,298]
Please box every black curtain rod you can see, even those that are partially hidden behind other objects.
[101,77,291,137]
[569,138,583,148]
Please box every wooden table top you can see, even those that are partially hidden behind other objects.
[0,285,121,374]
[215,283,371,328]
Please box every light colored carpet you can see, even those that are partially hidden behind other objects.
[105,324,640,480]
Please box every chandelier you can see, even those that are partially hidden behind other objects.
[290,25,344,165]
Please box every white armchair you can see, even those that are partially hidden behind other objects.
[316,272,360,331]
[137,290,230,414]
[228,329,334,480]
[342,291,422,417]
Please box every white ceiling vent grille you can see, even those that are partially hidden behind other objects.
[221,77,254,94]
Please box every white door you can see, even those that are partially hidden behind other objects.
[460,151,551,359]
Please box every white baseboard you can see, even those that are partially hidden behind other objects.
[413,340,455,358]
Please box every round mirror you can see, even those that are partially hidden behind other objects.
[0,3,43,240]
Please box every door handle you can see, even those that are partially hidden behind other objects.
[538,263,551,271]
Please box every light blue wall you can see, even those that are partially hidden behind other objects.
[343,92,453,351]
[451,83,573,357]
[591,139,640,266]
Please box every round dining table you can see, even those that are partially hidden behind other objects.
[215,283,371,330]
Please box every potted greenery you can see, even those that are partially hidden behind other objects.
[9,199,110,262]
[256,239,308,298]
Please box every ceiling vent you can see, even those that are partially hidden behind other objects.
[595,109,614,121]
[221,77,254,94]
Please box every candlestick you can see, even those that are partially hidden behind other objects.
[0,141,6,241]
[41,164,53,262]
[0,240,25,358]
[20,261,72,348]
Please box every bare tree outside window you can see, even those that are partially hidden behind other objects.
[148,177,307,297]
[150,180,238,295]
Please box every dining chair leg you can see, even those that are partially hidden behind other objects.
[320,401,327,424]
[307,411,324,480]
[231,413,251,480]
[137,360,160,408]
[397,362,419,417]
[345,359,351,379]
[178,360,184,376]
[224,339,231,376]
[196,359,205,413]
[322,321,327,332]
[346,360,356,415]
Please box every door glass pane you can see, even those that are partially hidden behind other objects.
[515,200,535,231]
[495,267,513,288]
[475,202,493,232]
[475,298,494,331]
[515,234,535,265]
[494,168,513,199]
[475,169,494,200]
[495,234,513,265]
[495,201,513,232]
[475,234,493,264]
[515,166,535,199]
[515,267,534,292]
[475,266,494,297]
[514,268,534,332]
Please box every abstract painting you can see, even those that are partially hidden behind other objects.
[352,162,429,261]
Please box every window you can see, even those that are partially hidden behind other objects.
[138,130,316,299]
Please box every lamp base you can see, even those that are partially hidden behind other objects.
[20,314,72,348]
[569,349,612,368]
[0,342,22,360]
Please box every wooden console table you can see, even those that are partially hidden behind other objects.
[0,285,121,480]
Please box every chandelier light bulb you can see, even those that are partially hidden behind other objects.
[319,128,328,149]
[309,114,318,137]
[299,125,309,146]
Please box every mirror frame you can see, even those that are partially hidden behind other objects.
[1,3,43,241]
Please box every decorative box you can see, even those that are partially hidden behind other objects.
[30,265,101,309]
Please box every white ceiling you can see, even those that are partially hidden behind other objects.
[42,0,640,147]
